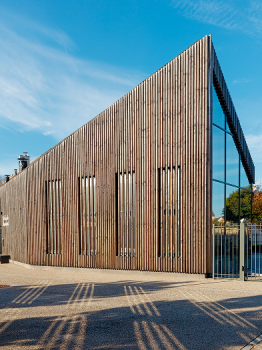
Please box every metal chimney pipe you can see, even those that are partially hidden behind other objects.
[18,152,30,172]
[14,169,17,175]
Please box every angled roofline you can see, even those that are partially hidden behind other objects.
[211,39,255,184]
[1,36,210,186]
[1,36,255,186]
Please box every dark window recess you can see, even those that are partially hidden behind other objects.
[79,176,97,255]
[46,179,62,254]
[158,167,181,258]
[116,172,136,257]
[115,173,118,256]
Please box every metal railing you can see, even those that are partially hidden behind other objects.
[213,223,262,281]
[245,224,262,281]
[212,224,240,278]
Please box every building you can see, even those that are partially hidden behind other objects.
[0,36,254,275]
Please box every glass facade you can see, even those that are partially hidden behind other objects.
[240,161,250,189]
[213,87,225,129]
[225,185,239,225]
[226,132,239,187]
[213,126,225,182]
[212,85,252,226]
[212,181,224,222]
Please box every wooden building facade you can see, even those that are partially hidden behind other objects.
[0,36,255,275]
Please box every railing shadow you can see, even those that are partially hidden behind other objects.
[1,281,262,349]
[0,279,200,310]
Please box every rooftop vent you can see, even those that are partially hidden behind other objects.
[18,152,30,172]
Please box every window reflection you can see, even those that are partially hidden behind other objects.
[226,133,239,186]
[213,126,225,182]
[240,188,252,223]
[213,86,225,129]
[212,82,252,230]
[212,181,225,226]
[240,160,250,189]
[226,120,231,133]
[225,185,239,224]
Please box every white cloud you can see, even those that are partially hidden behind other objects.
[0,16,146,140]
[233,79,252,84]
[171,0,262,36]
[172,0,237,29]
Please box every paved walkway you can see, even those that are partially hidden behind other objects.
[0,263,262,349]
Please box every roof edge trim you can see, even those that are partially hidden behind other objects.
[212,43,255,184]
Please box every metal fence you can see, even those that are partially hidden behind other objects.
[245,224,262,281]
[213,223,262,281]
[212,224,240,278]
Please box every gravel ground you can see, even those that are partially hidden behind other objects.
[0,263,262,350]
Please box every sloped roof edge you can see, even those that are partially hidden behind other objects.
[211,40,255,183]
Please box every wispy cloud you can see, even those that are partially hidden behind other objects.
[0,12,145,140]
[171,0,262,36]
[233,78,252,84]
[172,0,238,29]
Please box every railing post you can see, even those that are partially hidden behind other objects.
[212,224,215,279]
[240,222,245,281]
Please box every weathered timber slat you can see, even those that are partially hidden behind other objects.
[0,35,254,275]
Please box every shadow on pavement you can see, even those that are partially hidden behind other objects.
[0,280,262,349]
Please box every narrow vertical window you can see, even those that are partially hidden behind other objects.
[133,172,136,256]
[93,177,97,255]
[85,177,89,253]
[45,181,48,254]
[158,167,180,258]
[79,175,97,255]
[158,168,161,257]
[116,172,136,256]
[78,177,81,254]
[115,174,118,256]
[46,180,62,254]
[177,166,181,258]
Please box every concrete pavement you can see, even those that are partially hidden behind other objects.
[0,263,262,349]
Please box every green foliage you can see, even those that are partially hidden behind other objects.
[212,218,223,226]
[225,186,252,223]
[252,185,262,223]
[225,189,239,222]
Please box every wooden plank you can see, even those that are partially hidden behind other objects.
[1,35,250,276]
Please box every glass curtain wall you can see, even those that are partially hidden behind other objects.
[212,84,252,277]
[212,84,252,226]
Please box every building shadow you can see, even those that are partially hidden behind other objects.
[0,280,262,349]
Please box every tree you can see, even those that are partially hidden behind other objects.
[252,186,262,223]
[240,187,252,221]
[225,189,240,223]
[224,185,262,224]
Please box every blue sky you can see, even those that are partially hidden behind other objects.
[0,0,262,183]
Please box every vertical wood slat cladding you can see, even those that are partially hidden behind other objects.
[0,35,214,274]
